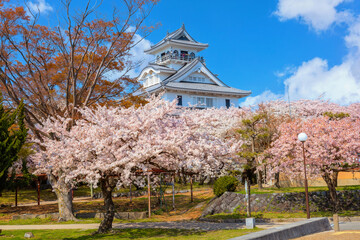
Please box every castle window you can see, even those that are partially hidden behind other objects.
[226,99,230,108]
[206,98,213,108]
[196,97,205,106]
[194,96,214,108]
[181,51,188,60]
[177,95,182,106]
[173,50,179,58]
[190,52,195,60]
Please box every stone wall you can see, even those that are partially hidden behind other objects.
[201,190,360,217]
[12,211,147,220]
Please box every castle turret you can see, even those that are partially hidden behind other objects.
[135,25,251,108]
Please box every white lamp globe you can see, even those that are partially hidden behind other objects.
[298,133,308,142]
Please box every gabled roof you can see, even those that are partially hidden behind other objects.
[162,58,229,87]
[144,24,209,54]
[137,63,177,79]
[165,82,251,96]
[134,57,252,98]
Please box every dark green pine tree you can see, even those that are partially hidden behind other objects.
[0,95,28,195]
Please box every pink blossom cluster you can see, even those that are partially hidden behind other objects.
[32,97,242,187]
[267,115,360,179]
[265,99,352,119]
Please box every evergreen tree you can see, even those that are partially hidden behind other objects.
[238,112,273,217]
[0,95,28,195]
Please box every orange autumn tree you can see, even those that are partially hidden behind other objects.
[0,0,158,221]
[0,0,157,137]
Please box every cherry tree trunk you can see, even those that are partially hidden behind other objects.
[55,188,77,221]
[322,171,339,212]
[97,177,117,233]
[257,170,263,189]
[274,172,281,189]
[199,175,206,185]
[48,174,77,221]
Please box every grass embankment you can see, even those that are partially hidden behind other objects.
[236,185,360,194]
[0,228,263,240]
[204,210,360,221]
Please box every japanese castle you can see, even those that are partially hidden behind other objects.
[135,24,251,108]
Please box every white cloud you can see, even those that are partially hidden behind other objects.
[242,1,360,106]
[240,90,283,107]
[275,0,352,31]
[281,15,360,105]
[274,66,296,78]
[27,0,53,15]
[284,57,360,104]
[345,16,360,49]
[126,33,153,78]
[105,32,152,81]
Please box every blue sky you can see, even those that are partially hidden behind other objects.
[24,0,360,106]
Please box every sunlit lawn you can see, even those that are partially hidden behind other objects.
[0,228,263,240]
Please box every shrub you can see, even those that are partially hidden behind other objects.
[213,176,239,197]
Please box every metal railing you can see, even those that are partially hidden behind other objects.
[151,54,205,64]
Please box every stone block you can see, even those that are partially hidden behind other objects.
[37,214,47,219]
[127,212,147,220]
[246,218,255,229]
[115,212,129,219]
[94,213,104,218]
[134,212,147,219]
[24,232,34,238]
[13,214,37,220]
[76,212,97,218]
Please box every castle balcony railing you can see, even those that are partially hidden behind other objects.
[151,54,205,64]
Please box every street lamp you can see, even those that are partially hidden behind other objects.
[298,132,310,219]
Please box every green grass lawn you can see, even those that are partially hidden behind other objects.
[236,185,360,194]
[0,216,168,225]
[0,228,262,240]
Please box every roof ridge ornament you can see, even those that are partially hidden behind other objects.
[181,23,185,30]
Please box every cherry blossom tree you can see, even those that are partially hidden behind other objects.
[265,99,350,120]
[267,115,360,211]
[33,97,234,232]
[180,106,249,182]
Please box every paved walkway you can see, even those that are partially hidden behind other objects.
[0,221,289,231]
[293,221,360,240]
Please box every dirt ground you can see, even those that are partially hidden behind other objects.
[294,230,360,240]
[0,189,213,222]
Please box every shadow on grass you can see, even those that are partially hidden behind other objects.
[63,228,204,240]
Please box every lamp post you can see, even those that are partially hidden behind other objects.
[298,132,310,219]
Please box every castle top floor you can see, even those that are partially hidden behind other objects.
[144,24,208,65]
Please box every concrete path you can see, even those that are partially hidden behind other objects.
[339,221,360,230]
[294,221,360,240]
[0,221,289,231]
